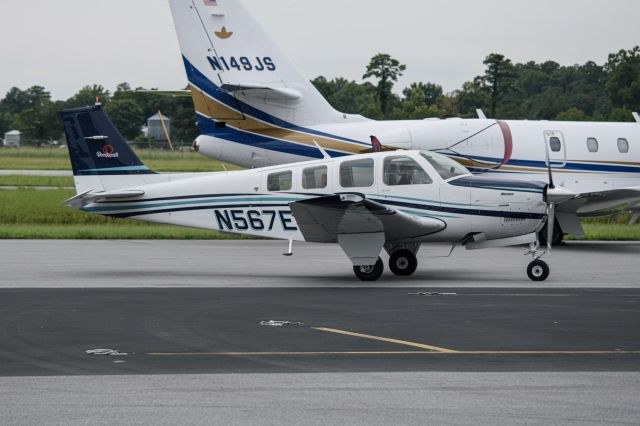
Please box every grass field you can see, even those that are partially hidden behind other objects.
[0,188,244,239]
[0,146,240,172]
[0,175,75,187]
[0,187,638,240]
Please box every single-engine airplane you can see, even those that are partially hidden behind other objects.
[167,0,640,245]
[59,104,575,281]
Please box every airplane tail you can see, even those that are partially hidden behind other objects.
[168,0,345,132]
[59,104,155,194]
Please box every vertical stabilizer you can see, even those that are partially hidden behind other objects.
[169,0,343,129]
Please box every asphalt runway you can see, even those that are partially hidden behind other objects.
[1,287,639,376]
[1,240,639,424]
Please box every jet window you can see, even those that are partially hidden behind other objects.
[267,171,292,191]
[419,152,470,180]
[587,138,599,153]
[618,138,630,153]
[302,166,328,189]
[383,156,433,186]
[340,159,374,188]
[549,137,562,152]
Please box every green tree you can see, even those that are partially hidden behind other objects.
[556,107,588,121]
[312,76,383,119]
[104,98,145,140]
[605,46,640,111]
[480,53,514,117]
[363,54,406,115]
[65,85,111,108]
[403,82,443,105]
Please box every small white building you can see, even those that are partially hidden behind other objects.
[3,130,21,147]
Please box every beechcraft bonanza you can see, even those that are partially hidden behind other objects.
[167,0,640,244]
[59,105,575,281]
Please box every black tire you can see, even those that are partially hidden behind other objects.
[389,249,418,276]
[353,257,384,281]
[527,260,550,282]
[538,220,564,246]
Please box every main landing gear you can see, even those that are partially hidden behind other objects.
[389,249,418,276]
[353,258,384,281]
[352,244,421,281]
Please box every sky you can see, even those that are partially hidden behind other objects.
[1,0,639,100]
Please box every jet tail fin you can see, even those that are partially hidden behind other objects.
[169,0,343,128]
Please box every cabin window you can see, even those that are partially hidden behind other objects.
[267,170,292,191]
[340,159,374,188]
[618,138,630,153]
[302,166,328,189]
[549,136,562,152]
[383,156,433,186]
[587,138,599,153]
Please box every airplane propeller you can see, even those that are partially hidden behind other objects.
[543,160,576,251]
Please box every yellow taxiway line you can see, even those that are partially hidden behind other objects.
[312,327,459,353]
[144,326,640,357]
[146,350,640,356]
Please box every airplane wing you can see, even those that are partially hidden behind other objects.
[559,187,640,215]
[289,194,445,243]
[64,189,145,209]
[289,194,445,265]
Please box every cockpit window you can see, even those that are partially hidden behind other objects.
[383,156,433,186]
[419,152,470,180]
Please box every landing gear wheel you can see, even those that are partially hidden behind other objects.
[538,221,564,246]
[527,260,550,282]
[389,249,418,276]
[353,257,384,281]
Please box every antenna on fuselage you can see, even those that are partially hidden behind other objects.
[633,112,640,123]
[313,140,331,159]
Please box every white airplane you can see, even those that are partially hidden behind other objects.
[168,0,640,244]
[58,105,575,281]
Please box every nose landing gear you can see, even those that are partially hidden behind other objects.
[525,242,551,282]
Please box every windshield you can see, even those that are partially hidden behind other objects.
[420,152,470,180]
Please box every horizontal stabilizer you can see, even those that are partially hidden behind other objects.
[135,90,191,98]
[220,83,302,101]
[65,189,144,209]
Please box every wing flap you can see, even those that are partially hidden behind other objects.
[289,194,445,243]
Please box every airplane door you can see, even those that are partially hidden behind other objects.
[543,130,567,168]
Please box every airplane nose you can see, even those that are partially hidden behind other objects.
[192,139,199,152]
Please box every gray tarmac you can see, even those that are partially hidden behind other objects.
[1,240,638,288]
[1,240,639,424]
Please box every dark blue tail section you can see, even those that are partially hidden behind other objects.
[59,105,154,176]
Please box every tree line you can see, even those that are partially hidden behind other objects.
[1,46,638,145]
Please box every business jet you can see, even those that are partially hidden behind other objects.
[167,0,640,244]
[59,104,574,281]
